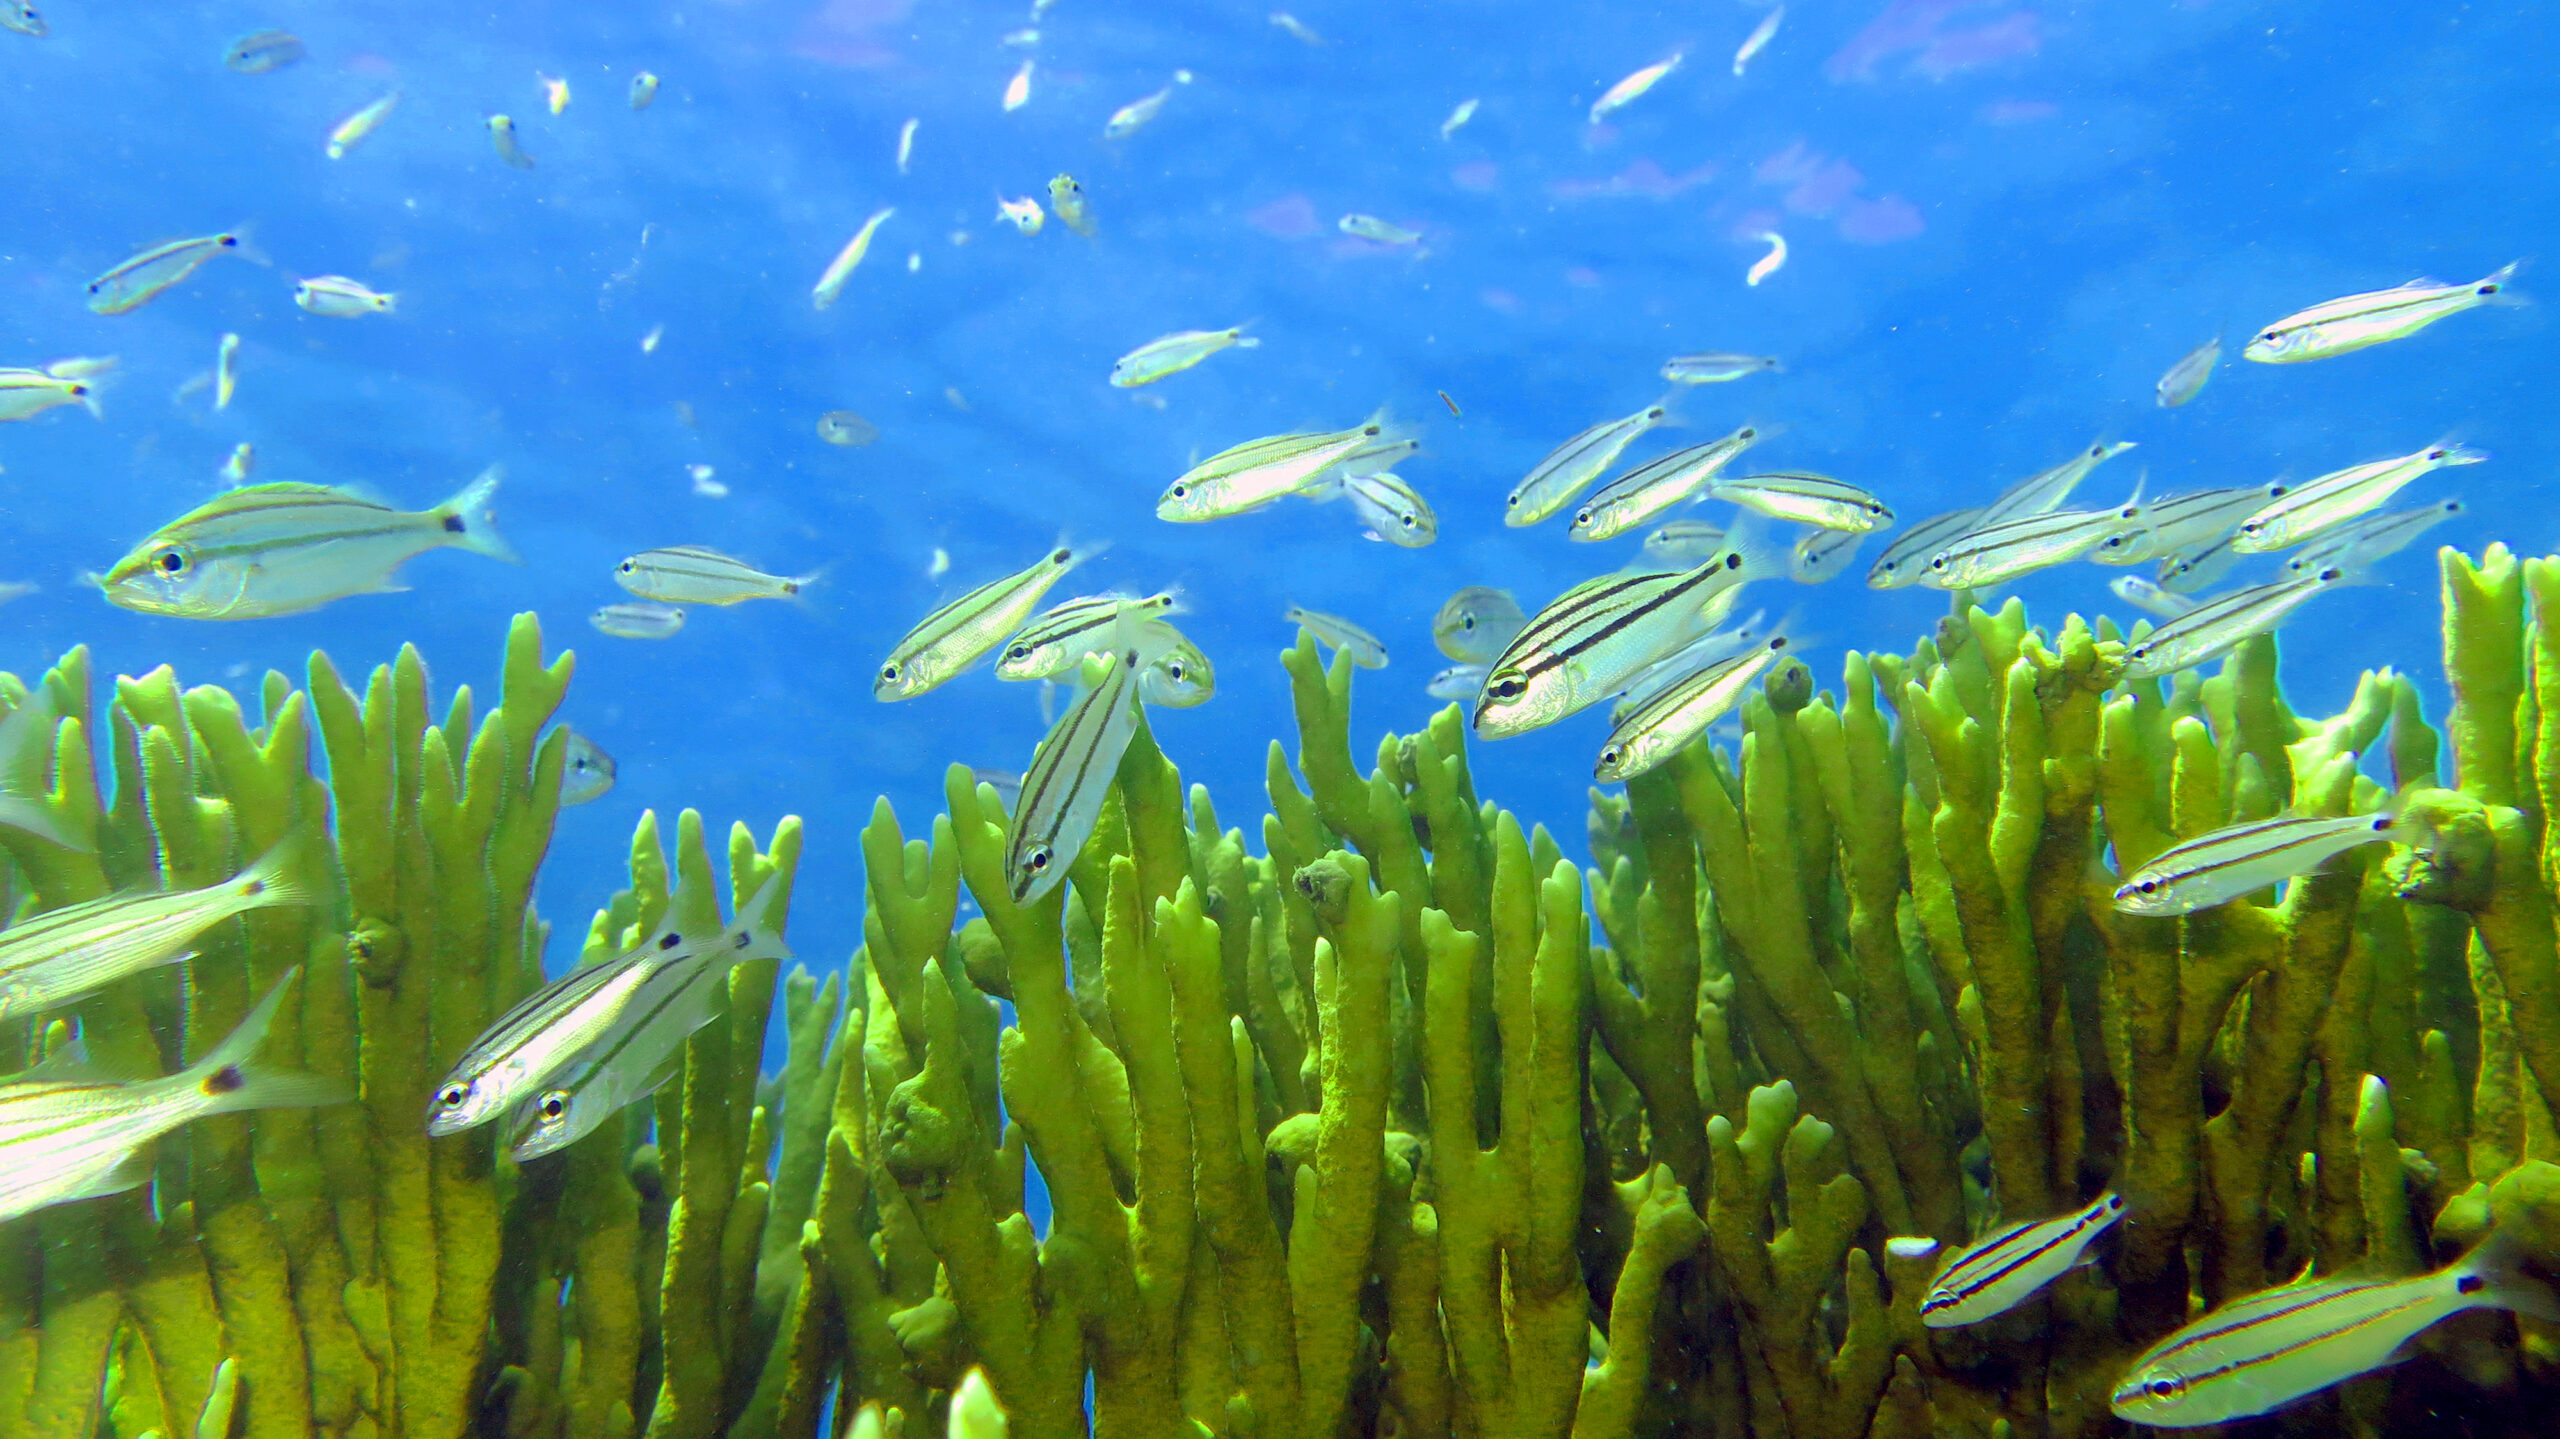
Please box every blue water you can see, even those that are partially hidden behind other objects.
[1,0,2547,980]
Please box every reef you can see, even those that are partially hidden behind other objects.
[5,548,2560,1439]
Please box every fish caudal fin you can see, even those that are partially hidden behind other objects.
[2461,1232,2560,1323]
[727,869,795,964]
[437,464,523,564]
[187,966,353,1116]
[230,830,318,914]
[2475,261,2528,306]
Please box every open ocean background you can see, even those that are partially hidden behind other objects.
[0,0,2548,995]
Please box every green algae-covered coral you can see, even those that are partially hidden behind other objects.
[7,550,2560,1439]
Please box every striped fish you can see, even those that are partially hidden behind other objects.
[86,232,246,315]
[2109,574,2197,621]
[1006,648,1146,903]
[1867,507,1982,590]
[0,968,346,1223]
[1285,606,1387,668]
[615,545,819,605]
[0,835,309,1023]
[2114,810,2396,916]
[2243,262,2522,363]
[2287,498,2464,579]
[1920,1191,2126,1327]
[997,591,1180,681]
[0,368,95,423]
[2118,568,2345,680]
[1568,426,1764,542]
[1707,469,1894,534]
[1136,625,1214,708]
[1923,497,2144,590]
[1324,469,1437,547]
[2155,337,2221,407]
[99,468,518,620]
[876,541,1100,700]
[2155,528,2249,595]
[1791,525,1866,584]
[2232,442,2486,553]
[1594,635,1789,782]
[1505,403,1671,527]
[1641,519,1727,568]
[1474,548,1758,740]
[2089,484,2281,566]
[1432,587,1526,663]
[1156,420,1387,522]
[2111,1235,2560,1426]
[1975,438,2137,530]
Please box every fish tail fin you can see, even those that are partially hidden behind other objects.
[187,967,352,1116]
[376,291,400,315]
[2475,260,2528,306]
[2436,439,2492,467]
[437,465,522,564]
[230,830,318,913]
[1721,509,1792,585]
[1053,533,1110,573]
[727,870,795,963]
[781,563,832,606]
[226,223,275,269]
[2460,1231,2560,1323]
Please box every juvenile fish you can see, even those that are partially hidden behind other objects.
[2286,497,2463,578]
[1662,352,1781,384]
[1006,648,1146,903]
[591,601,685,640]
[220,444,254,483]
[1476,550,1759,739]
[101,467,518,620]
[215,332,240,409]
[1920,1192,2126,1327]
[2232,441,2485,553]
[1440,98,1478,140]
[42,355,116,380]
[87,232,246,315]
[1570,426,1765,542]
[1923,498,2144,590]
[487,115,537,169]
[1003,60,1034,112]
[1507,403,1671,527]
[1710,469,1893,533]
[1977,439,2137,529]
[1427,664,1488,702]
[1867,508,1983,589]
[2155,530,2247,595]
[2109,574,2196,620]
[2155,337,2220,407]
[1732,6,1784,74]
[2114,809,2396,916]
[2118,568,2346,680]
[816,410,878,446]
[0,370,94,422]
[1594,635,1790,781]
[1138,626,1215,708]
[1434,586,1526,662]
[223,29,304,73]
[995,195,1045,234]
[1285,606,1388,668]
[1111,327,1258,388]
[812,208,895,311]
[877,542,1097,699]
[617,546,816,605]
[1321,469,1437,546]
[1590,50,1683,124]
[295,276,396,317]
[1048,175,1097,237]
[1643,519,1728,566]
[2110,1235,2559,1427]
[999,592,1181,681]
[561,730,616,806]
[1270,12,1324,43]
[537,73,570,114]
[1744,231,1788,287]
[0,837,308,1023]
[327,92,401,159]
[2244,262,2523,363]
[1340,214,1421,245]
[2093,484,2282,565]
[1104,72,1190,139]
[1159,420,1386,522]
[629,72,660,110]
[1790,526,1865,584]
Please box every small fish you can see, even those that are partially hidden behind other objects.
[816,410,879,446]
[2118,567,2346,680]
[591,601,686,640]
[995,195,1045,234]
[629,71,660,110]
[87,232,246,315]
[640,323,664,354]
[1709,469,1894,534]
[1434,586,1527,663]
[0,0,39,37]
[1427,664,1488,702]
[1508,403,1672,527]
[1867,508,1983,590]
[294,276,396,318]
[2109,574,2196,620]
[997,592,1182,681]
[1159,419,1389,523]
[0,581,33,605]
[970,768,1025,810]
[2287,497,2464,578]
[1285,606,1388,668]
[2155,337,2220,407]
[100,467,518,620]
[1745,231,1788,287]
[0,370,93,423]
[1340,214,1422,245]
[327,92,401,160]
[1270,11,1324,44]
[1325,470,1437,547]
[1569,427,1767,542]
[0,837,308,1023]
[1110,327,1258,388]
[1920,1193,2126,1327]
[877,542,1099,700]
[2110,1235,2560,1427]
[1332,434,1420,477]
[1104,73,1191,139]
[538,73,570,115]
[895,117,919,172]
[1642,519,1727,568]
[1439,389,1462,417]
[41,355,116,380]
[222,30,304,74]
[1595,635,1790,781]
[1733,6,1784,75]
[926,548,950,581]
[1003,60,1034,112]
[0,968,346,1224]
[2115,809,2396,916]
[219,444,254,483]
[1440,98,1479,140]
[2093,484,2282,565]
[561,730,616,806]
[1662,352,1782,385]
[1976,439,2136,529]
[1003,27,1040,48]
[1590,50,1683,124]
[2232,441,2485,553]
[488,115,537,169]
[1476,550,1760,739]
[1923,498,2143,590]
[615,546,815,606]
[1790,526,1866,584]
[1137,625,1215,708]
[1007,648,1147,903]
[812,208,896,311]
[1048,175,1096,236]
[2155,531,2247,595]
[215,333,240,408]
[2244,262,2524,363]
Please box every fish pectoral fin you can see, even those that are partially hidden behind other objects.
[57,1150,155,1202]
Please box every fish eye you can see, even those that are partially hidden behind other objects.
[2259,330,2280,342]
[153,545,191,575]
[2142,1378,2179,1401]
[1026,847,1051,872]
[539,1092,569,1121]
[879,663,900,682]
[1170,484,1189,499]
[1006,645,1030,661]
[2136,879,2158,894]
[1600,747,1620,765]
[1489,676,1527,700]
[1402,514,1418,528]
[1573,509,1593,526]
[617,559,637,573]
[1166,661,1188,680]
[437,1083,468,1109]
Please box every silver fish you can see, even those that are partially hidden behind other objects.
[1920,1192,2126,1327]
[1110,327,1257,387]
[1790,525,1865,584]
[1323,470,1438,547]
[877,542,1098,699]
[1594,635,1790,782]
[997,592,1181,681]
[2244,263,2523,363]
[1339,214,1422,245]
[2113,809,2396,916]
[2155,337,2220,407]
[1284,606,1388,668]
[3,0,46,37]
[1158,420,1388,522]
[816,410,879,447]
[1137,625,1215,708]
[2093,485,2284,566]
[560,730,616,806]
[2109,574,2196,620]
[1641,519,1727,567]
[2287,498,2464,577]
[1923,498,2143,590]
[1708,469,1894,533]
[87,232,246,316]
[1569,426,1765,542]
[2154,530,2249,595]
[591,601,686,640]
[0,836,307,1023]
[1433,587,1526,663]
[224,30,305,72]
[1006,648,1146,904]
[1475,551,1757,740]
[2119,568,2345,679]
[2232,442,2486,553]
[1660,352,1781,384]
[1976,439,2137,530]
[1866,508,1982,590]
[1506,404,1670,527]
[1427,664,1488,702]
[969,768,1025,810]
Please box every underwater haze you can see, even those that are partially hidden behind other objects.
[0,0,2549,980]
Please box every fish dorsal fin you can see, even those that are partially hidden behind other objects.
[2399,276,2448,289]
